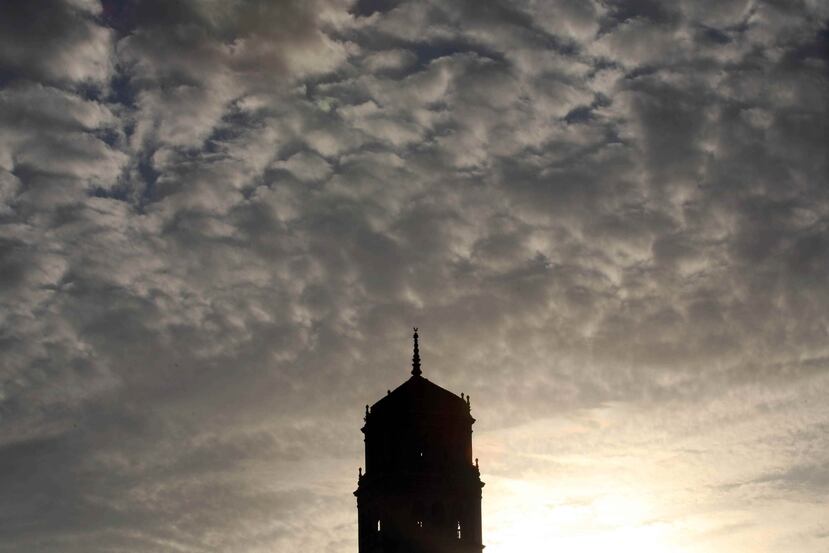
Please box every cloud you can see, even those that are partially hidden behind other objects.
[0,0,113,85]
[0,1,827,552]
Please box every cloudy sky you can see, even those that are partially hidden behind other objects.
[0,0,827,551]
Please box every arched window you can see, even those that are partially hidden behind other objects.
[457,521,462,540]
[412,500,425,529]
[377,520,381,532]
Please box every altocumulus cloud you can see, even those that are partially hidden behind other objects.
[0,1,827,552]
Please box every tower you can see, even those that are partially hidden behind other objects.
[355,329,484,553]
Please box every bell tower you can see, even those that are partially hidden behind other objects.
[355,329,484,553]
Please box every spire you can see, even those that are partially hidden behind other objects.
[411,327,422,377]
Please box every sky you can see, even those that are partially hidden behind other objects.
[0,0,827,552]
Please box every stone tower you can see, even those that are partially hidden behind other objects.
[355,329,484,553]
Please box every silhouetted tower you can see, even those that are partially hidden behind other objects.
[355,329,484,553]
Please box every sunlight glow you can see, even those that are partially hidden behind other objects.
[486,480,679,553]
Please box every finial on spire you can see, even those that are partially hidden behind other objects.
[411,327,422,377]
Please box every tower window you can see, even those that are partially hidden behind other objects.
[457,521,462,539]
[417,520,423,528]
[377,520,381,532]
